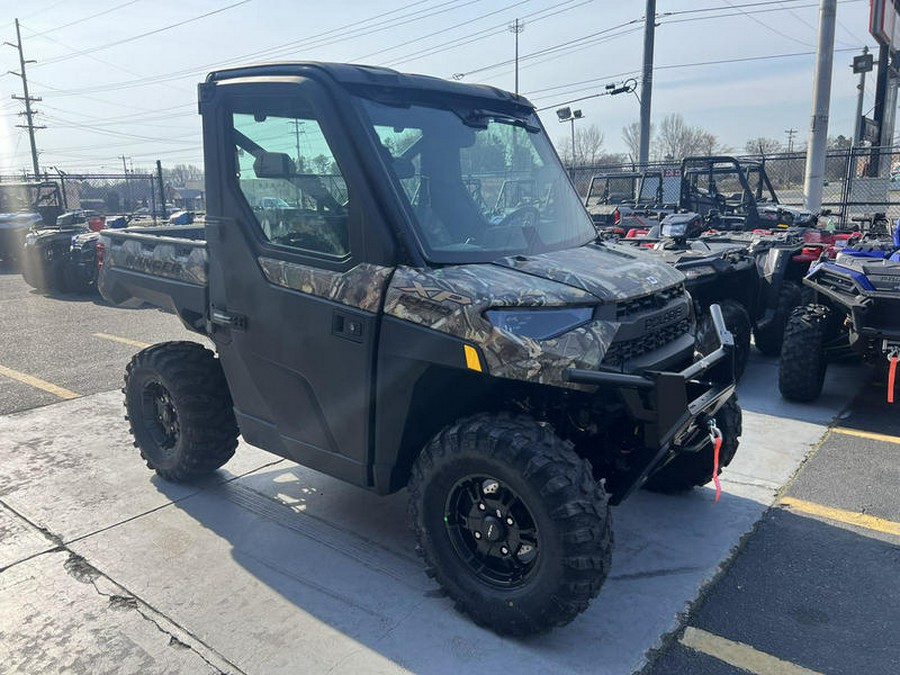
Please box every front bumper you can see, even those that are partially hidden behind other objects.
[566,303,736,503]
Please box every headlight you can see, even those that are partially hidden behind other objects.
[485,307,593,340]
[25,233,36,245]
[662,222,687,237]
[683,265,717,280]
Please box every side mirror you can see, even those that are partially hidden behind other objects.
[253,152,296,179]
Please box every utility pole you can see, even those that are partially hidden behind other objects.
[509,19,525,95]
[6,18,44,177]
[802,0,836,212]
[290,119,303,167]
[156,160,167,221]
[785,128,797,153]
[121,155,133,211]
[639,0,656,166]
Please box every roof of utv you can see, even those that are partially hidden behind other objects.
[205,61,533,109]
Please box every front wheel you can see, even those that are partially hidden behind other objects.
[778,304,830,402]
[408,414,612,636]
[754,280,802,356]
[643,396,742,493]
[124,341,239,481]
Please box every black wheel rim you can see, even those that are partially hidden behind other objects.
[444,475,540,588]
[140,381,180,454]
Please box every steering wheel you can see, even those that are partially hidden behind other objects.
[497,205,540,228]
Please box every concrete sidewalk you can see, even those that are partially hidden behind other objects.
[0,354,866,674]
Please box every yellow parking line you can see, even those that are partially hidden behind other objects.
[92,332,151,349]
[832,427,900,446]
[681,626,822,675]
[0,364,80,400]
[780,497,900,537]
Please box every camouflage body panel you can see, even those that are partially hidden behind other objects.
[100,233,207,286]
[491,242,684,301]
[258,257,392,313]
[384,263,619,389]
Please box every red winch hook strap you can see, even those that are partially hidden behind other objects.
[709,422,723,503]
[888,353,898,404]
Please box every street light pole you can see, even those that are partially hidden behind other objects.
[556,107,584,172]
[509,19,525,95]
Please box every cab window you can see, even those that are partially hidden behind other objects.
[233,112,349,257]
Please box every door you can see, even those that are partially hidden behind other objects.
[203,79,393,487]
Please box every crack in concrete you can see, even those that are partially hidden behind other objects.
[610,565,704,581]
[61,551,245,675]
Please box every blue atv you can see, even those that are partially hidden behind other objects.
[778,223,900,402]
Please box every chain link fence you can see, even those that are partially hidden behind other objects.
[0,171,173,225]
[571,146,900,226]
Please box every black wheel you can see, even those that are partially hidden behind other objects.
[643,396,742,493]
[778,304,830,402]
[754,280,802,356]
[21,249,50,290]
[124,341,238,481]
[697,300,751,382]
[408,413,612,636]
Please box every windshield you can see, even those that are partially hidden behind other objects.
[357,98,596,263]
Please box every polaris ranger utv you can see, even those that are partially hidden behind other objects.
[98,62,740,636]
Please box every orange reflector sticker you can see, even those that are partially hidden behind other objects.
[464,345,482,372]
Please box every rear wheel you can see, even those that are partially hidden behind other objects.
[754,280,802,356]
[408,413,612,636]
[643,396,742,493]
[697,300,751,381]
[124,341,238,481]
[778,304,830,402]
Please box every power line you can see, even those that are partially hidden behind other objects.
[23,0,143,37]
[35,0,253,67]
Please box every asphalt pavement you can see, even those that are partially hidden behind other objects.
[1,262,898,674]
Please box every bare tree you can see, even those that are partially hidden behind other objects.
[654,114,728,160]
[696,130,730,156]
[744,137,783,156]
[557,123,605,166]
[622,121,652,162]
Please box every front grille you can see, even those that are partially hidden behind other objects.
[602,318,692,366]
[615,284,685,320]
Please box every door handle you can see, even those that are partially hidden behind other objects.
[332,310,364,343]
[211,308,247,330]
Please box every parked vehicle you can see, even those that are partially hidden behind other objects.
[98,61,740,636]
[0,181,65,265]
[679,156,817,230]
[779,225,900,402]
[20,210,99,293]
[584,170,672,234]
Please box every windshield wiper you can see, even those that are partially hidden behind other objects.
[460,109,540,133]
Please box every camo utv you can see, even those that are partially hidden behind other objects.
[98,61,741,636]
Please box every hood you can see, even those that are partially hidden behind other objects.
[0,212,42,230]
[491,242,684,302]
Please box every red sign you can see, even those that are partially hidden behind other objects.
[871,0,900,47]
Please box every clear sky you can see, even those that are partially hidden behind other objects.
[0,0,880,174]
